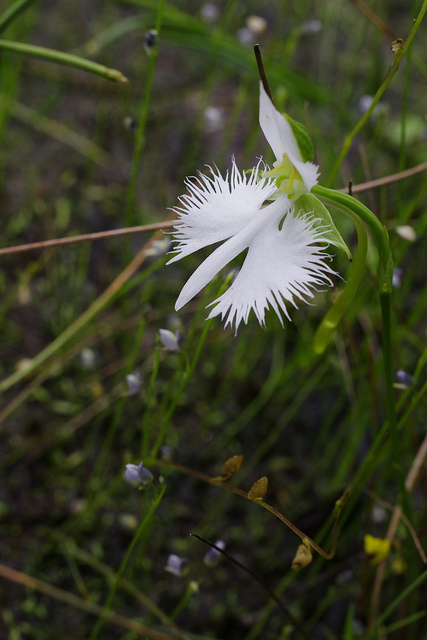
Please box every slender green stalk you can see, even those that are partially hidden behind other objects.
[63,539,191,640]
[142,348,161,456]
[313,185,397,468]
[314,205,368,354]
[89,484,166,640]
[397,0,419,219]
[125,0,166,227]
[0,38,128,82]
[326,0,427,185]
[0,0,37,35]
[150,316,212,458]
[169,582,197,621]
[312,186,393,294]
[366,569,427,639]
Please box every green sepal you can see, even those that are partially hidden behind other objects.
[296,194,352,260]
[284,114,315,163]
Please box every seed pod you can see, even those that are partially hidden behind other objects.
[248,476,268,501]
[221,454,244,477]
[291,540,313,571]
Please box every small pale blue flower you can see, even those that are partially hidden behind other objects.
[160,445,172,460]
[203,540,226,567]
[125,372,143,396]
[392,268,403,288]
[396,369,415,388]
[159,328,182,351]
[165,554,187,576]
[124,462,153,486]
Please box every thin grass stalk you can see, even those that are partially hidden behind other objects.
[88,484,166,640]
[326,0,427,185]
[0,0,37,34]
[0,38,128,82]
[125,0,166,228]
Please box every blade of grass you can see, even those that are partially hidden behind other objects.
[0,38,128,82]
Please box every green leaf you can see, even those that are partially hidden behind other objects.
[284,114,314,162]
[296,194,352,260]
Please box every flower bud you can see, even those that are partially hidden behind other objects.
[291,539,313,571]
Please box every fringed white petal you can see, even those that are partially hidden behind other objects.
[175,212,266,311]
[167,159,275,264]
[206,202,337,333]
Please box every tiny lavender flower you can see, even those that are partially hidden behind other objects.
[203,540,226,567]
[165,554,187,576]
[124,462,153,486]
[396,369,415,388]
[125,372,143,396]
[168,83,340,332]
[392,268,403,288]
[159,328,182,351]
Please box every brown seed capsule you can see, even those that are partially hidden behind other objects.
[221,454,244,477]
[291,540,313,571]
[248,476,268,501]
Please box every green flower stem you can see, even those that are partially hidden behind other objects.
[312,185,393,293]
[0,38,128,82]
[366,569,427,640]
[141,348,161,456]
[326,0,427,186]
[169,582,197,621]
[0,0,37,34]
[312,185,398,478]
[313,202,367,355]
[149,276,233,458]
[149,316,213,458]
[63,539,191,640]
[89,484,166,640]
[125,0,166,228]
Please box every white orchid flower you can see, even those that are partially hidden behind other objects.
[167,83,339,332]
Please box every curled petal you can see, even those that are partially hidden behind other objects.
[207,202,337,333]
[259,82,302,163]
[292,157,319,194]
[259,82,319,194]
[167,159,275,264]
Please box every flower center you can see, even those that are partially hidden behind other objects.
[263,153,304,200]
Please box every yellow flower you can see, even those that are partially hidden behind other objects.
[364,534,391,565]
